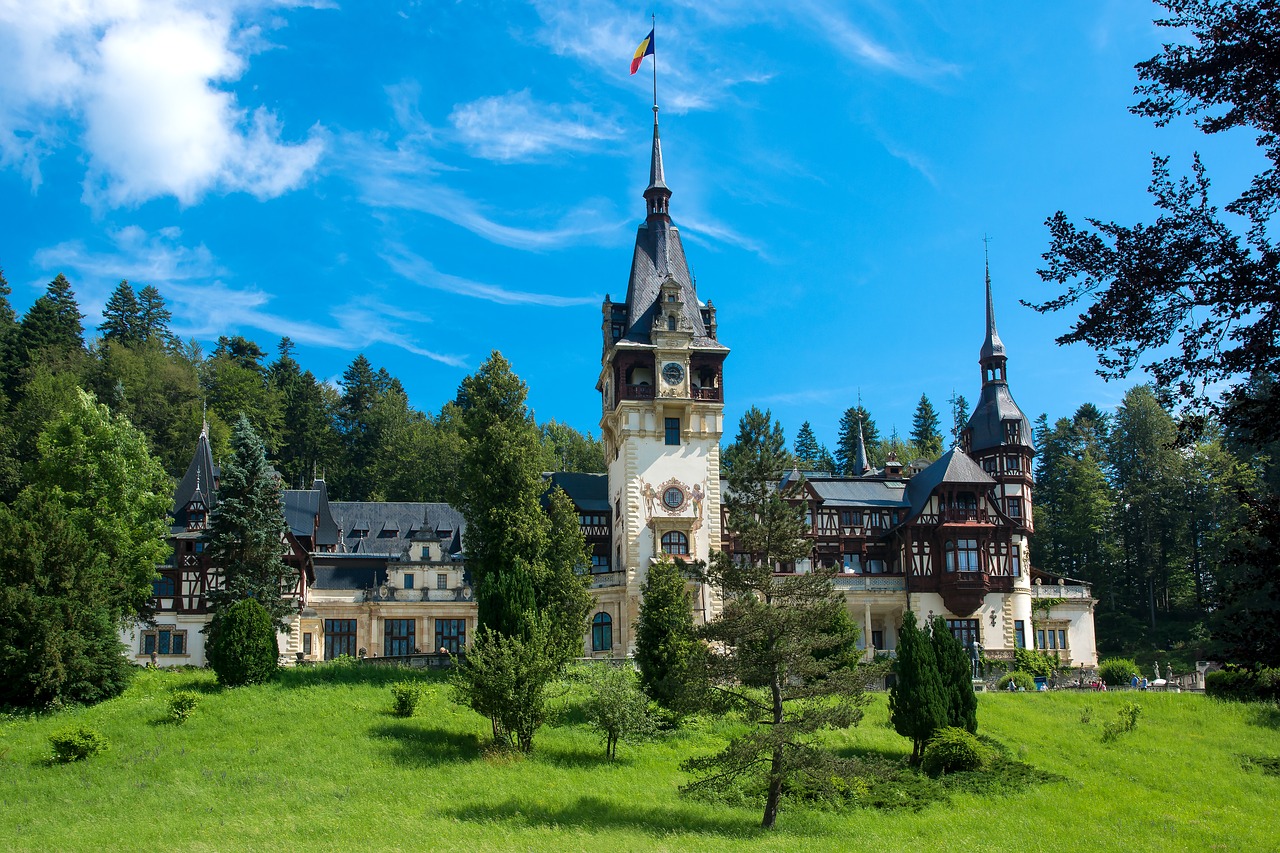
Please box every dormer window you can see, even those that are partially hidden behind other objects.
[1004,420,1021,444]
[667,293,677,302]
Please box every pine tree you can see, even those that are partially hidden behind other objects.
[948,391,970,446]
[270,337,339,488]
[136,285,175,347]
[204,415,296,630]
[836,404,879,474]
[684,406,873,830]
[793,421,821,467]
[635,554,696,712]
[889,611,947,762]
[930,616,978,734]
[100,280,142,345]
[911,393,943,458]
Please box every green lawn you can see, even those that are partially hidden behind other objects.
[1,666,1277,852]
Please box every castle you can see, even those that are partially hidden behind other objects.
[126,110,1097,670]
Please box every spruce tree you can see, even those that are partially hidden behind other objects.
[793,420,821,467]
[136,285,175,346]
[204,415,296,630]
[911,393,943,458]
[635,554,696,712]
[100,280,142,345]
[948,391,970,446]
[889,611,947,762]
[836,404,879,474]
[930,616,978,734]
[539,486,592,659]
[684,406,873,830]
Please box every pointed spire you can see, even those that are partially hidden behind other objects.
[980,244,1005,362]
[644,106,671,220]
[855,418,869,476]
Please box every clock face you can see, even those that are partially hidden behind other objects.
[662,362,684,385]
[663,486,685,509]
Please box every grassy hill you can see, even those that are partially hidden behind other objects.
[1,664,1277,852]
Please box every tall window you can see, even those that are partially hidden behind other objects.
[661,531,688,556]
[403,573,415,589]
[945,539,980,572]
[1014,620,1026,649]
[384,619,416,656]
[324,618,357,660]
[592,612,613,652]
[435,619,466,654]
[1006,497,1023,518]
[1011,544,1022,577]
[437,573,448,589]
[665,417,680,445]
[946,618,980,649]
[303,633,313,656]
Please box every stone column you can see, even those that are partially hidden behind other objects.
[863,602,874,662]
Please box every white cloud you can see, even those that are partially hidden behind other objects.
[383,244,599,307]
[33,225,465,366]
[789,0,959,81]
[449,90,621,162]
[0,0,324,205]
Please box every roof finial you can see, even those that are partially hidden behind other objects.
[980,236,1005,362]
[855,417,869,476]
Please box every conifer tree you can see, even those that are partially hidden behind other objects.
[136,285,175,346]
[836,404,879,474]
[889,611,947,762]
[793,421,821,467]
[635,554,696,712]
[930,616,978,734]
[100,280,142,345]
[948,391,970,446]
[911,393,943,458]
[684,406,872,830]
[204,415,296,630]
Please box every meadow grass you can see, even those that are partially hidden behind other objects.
[1,666,1277,852]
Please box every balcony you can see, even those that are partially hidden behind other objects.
[1032,584,1093,600]
[832,575,907,593]
[692,387,721,402]
[939,507,991,524]
[622,383,655,400]
[590,570,627,589]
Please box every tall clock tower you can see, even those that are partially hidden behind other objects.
[596,107,729,651]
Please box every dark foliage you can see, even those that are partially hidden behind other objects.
[207,597,279,687]
[930,616,978,734]
[1206,666,1280,702]
[634,555,697,713]
[889,611,947,762]
[1209,494,1280,668]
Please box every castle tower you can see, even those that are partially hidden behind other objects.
[596,107,729,651]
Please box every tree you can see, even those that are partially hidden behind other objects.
[948,391,969,446]
[539,486,593,661]
[793,421,821,468]
[836,404,879,473]
[268,337,339,489]
[930,616,978,735]
[99,280,142,345]
[206,598,279,687]
[7,274,85,399]
[204,415,296,630]
[889,611,947,763]
[684,407,872,830]
[450,619,562,752]
[910,394,943,458]
[1030,0,1280,443]
[582,663,654,760]
[635,554,697,713]
[136,285,175,347]
[202,336,282,453]
[1208,493,1280,668]
[539,420,605,473]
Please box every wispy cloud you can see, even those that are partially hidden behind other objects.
[382,244,599,307]
[449,90,622,162]
[873,131,939,188]
[0,1,324,205]
[676,213,768,259]
[33,226,466,366]
[788,0,960,82]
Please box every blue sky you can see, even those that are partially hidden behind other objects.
[0,1,1263,451]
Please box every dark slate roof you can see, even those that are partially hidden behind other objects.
[966,383,1035,454]
[980,267,1006,361]
[545,471,609,512]
[618,222,723,349]
[329,501,465,557]
[312,563,390,590]
[282,480,340,547]
[904,447,996,519]
[171,427,217,530]
[805,476,911,509]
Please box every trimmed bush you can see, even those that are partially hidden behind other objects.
[1206,667,1280,702]
[207,598,279,687]
[996,671,1035,691]
[391,681,422,717]
[1098,658,1139,687]
[921,727,986,777]
[167,690,200,723]
[49,726,108,763]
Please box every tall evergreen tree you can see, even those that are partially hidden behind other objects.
[203,335,283,453]
[635,554,696,712]
[7,274,86,399]
[836,404,879,474]
[204,415,296,630]
[269,337,339,488]
[539,486,592,661]
[948,391,970,446]
[100,280,142,345]
[793,421,821,467]
[910,394,943,458]
[136,285,175,347]
[889,610,947,763]
[930,616,978,734]
[684,406,872,830]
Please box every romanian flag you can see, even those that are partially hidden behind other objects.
[630,28,654,75]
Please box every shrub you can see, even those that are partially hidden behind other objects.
[921,727,987,777]
[207,598,279,687]
[167,690,200,723]
[1101,702,1141,743]
[1098,657,1139,687]
[1014,648,1066,678]
[996,671,1035,691]
[582,663,654,760]
[391,681,421,717]
[49,726,108,763]
[1206,667,1280,702]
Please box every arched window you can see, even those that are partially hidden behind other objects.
[661,531,688,556]
[592,612,612,652]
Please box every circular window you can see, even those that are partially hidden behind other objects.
[663,486,685,509]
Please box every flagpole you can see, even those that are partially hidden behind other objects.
[651,12,658,113]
